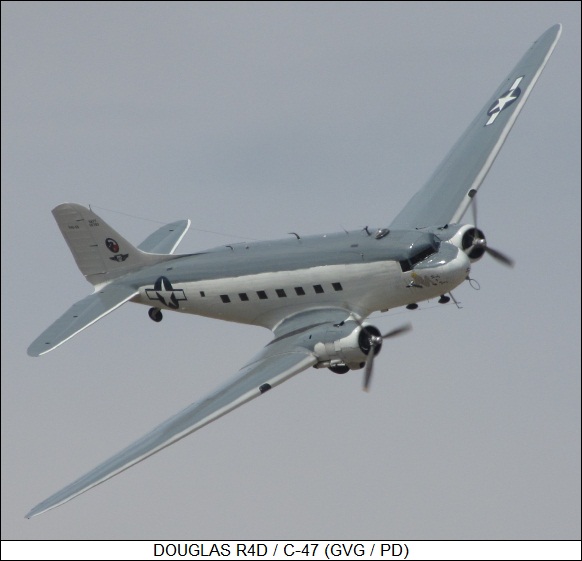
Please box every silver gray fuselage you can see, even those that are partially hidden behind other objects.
[131,227,471,330]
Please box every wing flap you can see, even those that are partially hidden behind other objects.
[25,343,317,518]
[389,24,561,229]
[272,307,353,340]
[27,283,139,357]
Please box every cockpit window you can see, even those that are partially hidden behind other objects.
[409,245,437,266]
[399,235,440,272]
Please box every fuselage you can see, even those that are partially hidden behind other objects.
[130,227,471,330]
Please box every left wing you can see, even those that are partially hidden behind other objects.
[25,308,351,518]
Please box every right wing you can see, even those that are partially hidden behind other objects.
[25,307,353,518]
[389,24,561,230]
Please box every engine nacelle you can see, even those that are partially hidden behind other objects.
[443,224,486,263]
[313,322,382,372]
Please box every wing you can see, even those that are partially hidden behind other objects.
[389,24,561,230]
[27,283,139,357]
[137,219,191,254]
[25,308,352,518]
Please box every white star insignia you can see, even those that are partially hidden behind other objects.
[485,76,524,126]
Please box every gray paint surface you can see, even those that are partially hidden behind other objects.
[2,1,580,540]
[390,24,561,229]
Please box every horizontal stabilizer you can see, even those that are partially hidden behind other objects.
[137,220,191,254]
[27,283,138,357]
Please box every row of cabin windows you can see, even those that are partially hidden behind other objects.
[214,282,343,304]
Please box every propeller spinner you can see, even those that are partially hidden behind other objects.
[358,323,412,392]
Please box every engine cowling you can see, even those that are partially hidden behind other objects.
[313,322,382,373]
[445,224,487,263]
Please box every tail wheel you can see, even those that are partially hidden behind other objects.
[148,307,163,322]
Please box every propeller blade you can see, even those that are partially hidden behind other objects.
[484,246,515,267]
[471,195,478,230]
[362,323,412,392]
[362,346,376,392]
[381,323,412,339]
[469,194,514,267]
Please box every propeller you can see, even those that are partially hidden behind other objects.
[471,238,514,267]
[466,197,515,268]
[360,323,412,392]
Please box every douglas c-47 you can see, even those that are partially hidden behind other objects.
[25,25,561,518]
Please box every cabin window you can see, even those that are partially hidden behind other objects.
[295,287,306,296]
[332,282,343,291]
[276,289,287,298]
[239,293,249,301]
[257,290,268,300]
[313,285,324,294]
[220,295,231,303]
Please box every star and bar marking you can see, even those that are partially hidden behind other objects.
[145,276,187,309]
[485,76,524,126]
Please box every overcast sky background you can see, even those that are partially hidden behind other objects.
[2,1,580,541]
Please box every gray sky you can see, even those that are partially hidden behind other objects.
[2,1,580,540]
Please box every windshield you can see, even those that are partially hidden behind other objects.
[399,234,440,272]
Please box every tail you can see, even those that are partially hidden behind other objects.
[28,204,191,357]
[53,203,189,285]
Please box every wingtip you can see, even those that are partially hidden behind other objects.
[535,24,562,45]
[548,23,563,39]
[25,503,51,519]
[27,342,51,357]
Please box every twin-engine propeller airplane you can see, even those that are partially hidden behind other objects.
[25,24,561,518]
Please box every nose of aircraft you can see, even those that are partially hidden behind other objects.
[413,242,471,291]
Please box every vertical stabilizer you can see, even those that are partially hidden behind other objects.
[52,203,171,285]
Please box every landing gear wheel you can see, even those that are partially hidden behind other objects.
[148,307,163,322]
[329,364,350,375]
